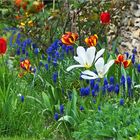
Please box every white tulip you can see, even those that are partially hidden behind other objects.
[66,46,105,71]
[81,57,114,80]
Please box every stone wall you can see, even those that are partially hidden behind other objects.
[119,1,140,59]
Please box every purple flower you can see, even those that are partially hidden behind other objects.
[127,76,131,89]
[53,59,57,67]
[16,33,21,45]
[42,54,45,59]
[124,52,129,59]
[52,72,58,83]
[110,76,115,85]
[39,61,43,67]
[18,94,24,102]
[80,87,85,96]
[32,43,36,49]
[104,78,108,86]
[137,64,140,73]
[84,87,90,96]
[22,47,25,54]
[107,84,114,93]
[34,48,39,55]
[30,67,36,73]
[46,47,53,55]
[60,105,64,114]
[45,64,48,70]
[65,47,69,54]
[26,52,29,57]
[94,83,99,92]
[132,47,137,54]
[92,90,97,97]
[54,113,59,121]
[90,80,95,89]
[26,39,32,44]
[114,84,119,94]
[16,48,20,55]
[55,51,60,59]
[120,99,124,106]
[131,54,135,64]
[47,55,51,63]
[98,106,101,111]
[80,106,84,111]
[20,95,24,102]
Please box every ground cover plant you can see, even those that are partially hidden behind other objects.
[0,0,140,140]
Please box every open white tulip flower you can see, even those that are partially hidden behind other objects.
[66,46,105,71]
[81,57,114,80]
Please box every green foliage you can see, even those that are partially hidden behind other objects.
[0,0,139,139]
[72,102,140,140]
[0,137,37,140]
[0,61,44,137]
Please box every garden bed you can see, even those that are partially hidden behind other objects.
[0,0,140,140]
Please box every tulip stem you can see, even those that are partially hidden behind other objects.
[74,42,78,47]
[53,0,55,11]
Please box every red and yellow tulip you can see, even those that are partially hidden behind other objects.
[115,54,131,68]
[61,32,78,46]
[20,59,31,71]
[85,34,98,47]
[18,59,36,78]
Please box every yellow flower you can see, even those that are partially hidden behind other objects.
[28,20,34,26]
[20,22,25,27]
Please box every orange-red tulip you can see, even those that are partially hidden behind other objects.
[115,54,131,68]
[123,60,131,68]
[115,54,124,64]
[61,32,78,46]
[85,34,98,47]
[14,0,28,10]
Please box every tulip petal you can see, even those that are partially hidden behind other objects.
[66,65,84,71]
[118,54,124,62]
[123,60,131,68]
[95,48,105,61]
[82,70,98,79]
[95,57,104,74]
[81,74,98,80]
[85,38,89,45]
[103,60,114,75]
[74,56,84,65]
[77,46,86,64]
[82,70,97,77]
[61,38,70,45]
[86,47,96,66]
